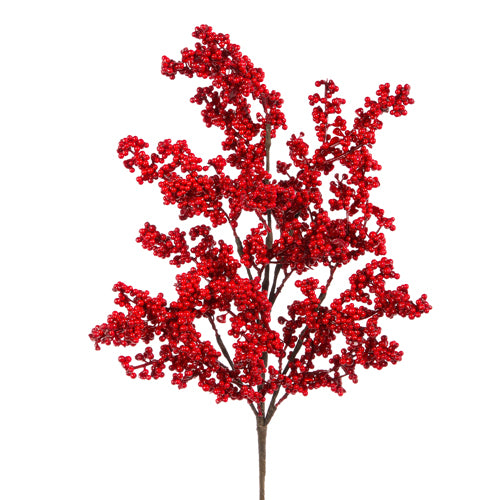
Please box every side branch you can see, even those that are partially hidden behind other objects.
[282,263,337,376]
[318,262,337,303]
[268,264,282,304]
[221,208,253,281]
[266,263,338,422]
[265,122,272,174]
[271,269,292,304]
[208,315,235,370]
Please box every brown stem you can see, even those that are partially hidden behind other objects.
[281,326,309,377]
[208,315,235,370]
[220,207,253,281]
[268,263,282,304]
[256,122,272,500]
[271,270,292,305]
[265,123,271,173]
[257,416,267,500]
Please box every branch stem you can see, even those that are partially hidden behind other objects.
[257,416,267,500]
[208,315,235,370]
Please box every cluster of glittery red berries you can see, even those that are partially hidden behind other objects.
[90,25,431,415]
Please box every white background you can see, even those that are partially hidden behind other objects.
[1,1,499,499]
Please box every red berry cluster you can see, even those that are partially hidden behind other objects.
[90,25,431,421]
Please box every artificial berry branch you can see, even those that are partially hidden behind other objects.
[90,25,431,500]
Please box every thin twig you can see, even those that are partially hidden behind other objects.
[208,315,235,370]
[221,207,254,281]
[268,263,282,304]
[271,269,292,304]
[266,262,339,420]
